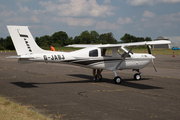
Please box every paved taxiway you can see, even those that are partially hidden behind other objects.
[0,53,180,120]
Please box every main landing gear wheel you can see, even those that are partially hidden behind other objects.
[134,73,141,80]
[114,76,122,84]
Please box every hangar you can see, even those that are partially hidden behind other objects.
[153,36,180,49]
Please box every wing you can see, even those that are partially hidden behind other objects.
[66,40,171,71]
[66,44,102,48]
[66,40,171,48]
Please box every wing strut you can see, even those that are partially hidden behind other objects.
[115,46,135,70]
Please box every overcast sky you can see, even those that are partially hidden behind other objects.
[1,0,180,41]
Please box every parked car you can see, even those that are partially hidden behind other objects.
[172,47,180,50]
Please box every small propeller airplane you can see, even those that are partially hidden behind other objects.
[7,26,171,84]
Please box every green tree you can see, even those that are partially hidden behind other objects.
[4,36,15,50]
[73,36,81,44]
[68,37,74,44]
[35,35,50,47]
[72,31,117,44]
[145,37,152,41]
[90,31,99,44]
[120,33,152,43]
[99,32,117,44]
[0,38,5,50]
[79,30,92,44]
[51,31,68,46]
[120,33,134,43]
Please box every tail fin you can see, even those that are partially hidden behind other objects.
[7,26,46,55]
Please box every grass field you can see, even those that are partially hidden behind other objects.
[0,96,51,120]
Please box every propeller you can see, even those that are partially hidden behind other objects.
[147,45,151,54]
[147,45,157,72]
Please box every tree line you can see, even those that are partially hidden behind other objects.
[0,36,15,50]
[0,31,152,50]
[35,30,118,49]
[120,33,152,43]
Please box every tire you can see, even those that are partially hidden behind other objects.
[114,76,122,84]
[134,73,141,80]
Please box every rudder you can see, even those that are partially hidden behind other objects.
[7,26,46,55]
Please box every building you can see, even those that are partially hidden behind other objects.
[153,36,180,49]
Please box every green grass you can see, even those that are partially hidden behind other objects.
[0,96,52,120]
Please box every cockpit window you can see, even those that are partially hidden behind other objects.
[89,49,98,57]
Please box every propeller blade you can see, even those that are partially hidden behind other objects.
[152,59,157,72]
[147,45,151,54]
[147,45,157,72]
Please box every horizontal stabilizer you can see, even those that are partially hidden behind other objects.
[7,55,34,59]
[6,56,20,59]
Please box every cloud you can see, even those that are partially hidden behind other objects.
[96,21,120,30]
[117,17,133,24]
[103,0,111,4]
[156,0,180,4]
[18,5,30,13]
[143,10,156,18]
[126,0,154,6]
[39,0,117,17]
[0,3,42,25]
[58,0,70,3]
[140,11,180,28]
[126,0,180,6]
[0,11,16,18]
[53,17,96,27]
[31,15,40,23]
[159,12,180,22]
[0,0,119,29]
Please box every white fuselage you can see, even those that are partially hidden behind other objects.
[20,47,154,71]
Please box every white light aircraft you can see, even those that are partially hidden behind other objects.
[7,26,171,84]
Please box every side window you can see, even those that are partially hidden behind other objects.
[89,49,98,57]
[101,49,112,57]
[101,49,107,56]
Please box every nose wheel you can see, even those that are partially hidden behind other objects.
[114,76,122,84]
[113,71,122,84]
[133,69,141,80]
[134,73,141,80]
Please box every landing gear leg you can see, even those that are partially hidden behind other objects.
[133,69,141,80]
[113,71,122,84]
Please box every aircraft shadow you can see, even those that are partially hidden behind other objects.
[10,74,163,90]
[68,74,163,90]
[10,80,92,88]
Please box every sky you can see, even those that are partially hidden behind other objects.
[0,0,180,41]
